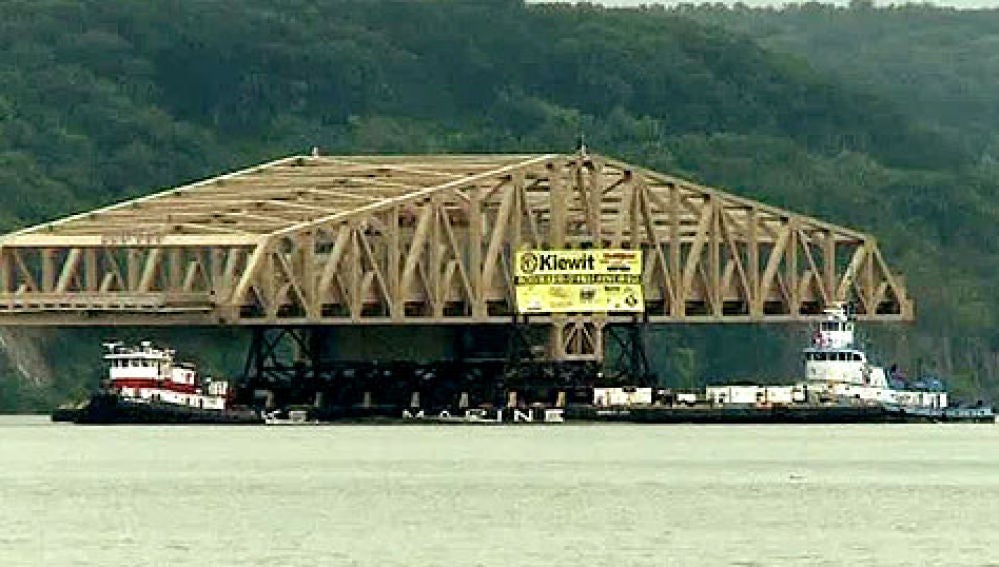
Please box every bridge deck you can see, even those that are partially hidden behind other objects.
[0,152,912,326]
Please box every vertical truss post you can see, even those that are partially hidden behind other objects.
[242,327,265,391]
[605,319,653,386]
[505,314,534,368]
[626,320,652,386]
[308,326,326,387]
[0,247,10,294]
[241,327,331,406]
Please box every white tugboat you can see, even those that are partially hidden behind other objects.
[581,303,993,423]
[53,341,261,424]
[801,304,948,411]
[797,304,992,421]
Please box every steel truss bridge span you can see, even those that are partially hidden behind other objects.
[0,152,913,330]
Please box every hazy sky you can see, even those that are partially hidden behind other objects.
[535,0,999,7]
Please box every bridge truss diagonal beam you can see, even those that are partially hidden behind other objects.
[0,152,913,326]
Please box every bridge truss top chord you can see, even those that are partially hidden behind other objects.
[0,151,913,326]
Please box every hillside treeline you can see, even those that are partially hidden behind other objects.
[0,0,996,410]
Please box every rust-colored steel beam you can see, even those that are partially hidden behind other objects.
[0,152,913,326]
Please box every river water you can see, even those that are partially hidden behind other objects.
[2,416,998,566]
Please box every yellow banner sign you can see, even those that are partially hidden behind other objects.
[514,249,644,314]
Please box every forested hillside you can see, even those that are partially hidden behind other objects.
[677,2,999,158]
[0,0,996,410]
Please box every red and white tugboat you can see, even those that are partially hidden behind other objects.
[57,341,261,424]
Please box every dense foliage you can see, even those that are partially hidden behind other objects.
[0,0,996,410]
[676,2,999,159]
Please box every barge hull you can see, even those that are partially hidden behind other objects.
[63,394,262,425]
[566,405,950,424]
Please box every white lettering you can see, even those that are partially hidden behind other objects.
[464,409,487,422]
[513,409,533,423]
[544,409,565,423]
[100,232,166,246]
[398,407,564,424]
